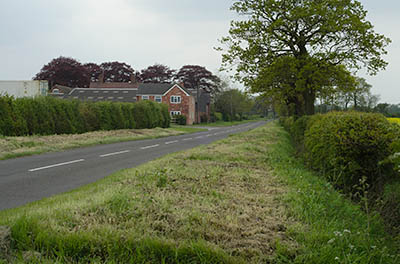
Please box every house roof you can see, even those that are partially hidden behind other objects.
[89,82,139,89]
[137,83,191,96]
[51,84,73,94]
[67,88,137,102]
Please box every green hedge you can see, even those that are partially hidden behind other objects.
[174,114,187,125]
[0,96,170,136]
[281,112,400,193]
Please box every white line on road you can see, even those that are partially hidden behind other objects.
[183,138,193,141]
[195,136,204,139]
[205,134,212,137]
[100,150,130,158]
[165,140,179,145]
[141,144,159,150]
[29,159,85,172]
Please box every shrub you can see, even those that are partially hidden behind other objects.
[304,111,400,193]
[175,114,187,125]
[213,112,223,122]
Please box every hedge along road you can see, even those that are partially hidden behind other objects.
[0,121,267,210]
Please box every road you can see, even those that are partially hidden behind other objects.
[0,121,266,210]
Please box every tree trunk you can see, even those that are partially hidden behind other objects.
[303,89,315,115]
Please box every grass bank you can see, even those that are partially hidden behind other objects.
[0,126,205,160]
[0,122,398,263]
[196,118,266,127]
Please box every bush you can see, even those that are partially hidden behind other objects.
[175,114,187,125]
[304,111,400,193]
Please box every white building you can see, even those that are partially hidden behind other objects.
[0,80,48,98]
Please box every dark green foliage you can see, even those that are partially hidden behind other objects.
[303,112,399,193]
[0,96,170,136]
[175,114,187,125]
[0,95,28,136]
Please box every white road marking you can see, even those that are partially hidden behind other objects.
[141,144,159,150]
[183,138,193,141]
[29,159,85,172]
[195,136,204,139]
[206,134,212,137]
[165,140,179,145]
[100,150,130,158]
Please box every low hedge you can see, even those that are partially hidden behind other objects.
[0,96,170,136]
[174,114,187,125]
[281,112,400,193]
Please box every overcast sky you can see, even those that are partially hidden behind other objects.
[0,0,398,103]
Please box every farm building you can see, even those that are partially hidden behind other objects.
[0,80,48,98]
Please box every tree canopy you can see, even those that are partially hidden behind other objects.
[221,0,391,116]
[175,65,221,92]
[99,61,136,83]
[140,64,176,83]
[34,56,89,88]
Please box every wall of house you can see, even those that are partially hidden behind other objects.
[163,86,195,125]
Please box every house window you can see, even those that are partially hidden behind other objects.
[142,95,149,100]
[170,111,181,116]
[155,95,162,103]
[170,95,181,104]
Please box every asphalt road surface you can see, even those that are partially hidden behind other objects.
[0,121,266,210]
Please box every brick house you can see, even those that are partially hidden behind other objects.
[136,83,195,125]
[51,82,196,125]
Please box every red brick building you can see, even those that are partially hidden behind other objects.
[136,83,195,125]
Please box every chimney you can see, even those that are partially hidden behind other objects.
[98,71,104,83]
[179,82,185,88]
[130,74,137,84]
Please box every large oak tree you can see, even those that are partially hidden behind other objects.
[221,0,390,116]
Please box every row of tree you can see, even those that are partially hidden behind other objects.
[220,0,391,117]
[34,57,221,93]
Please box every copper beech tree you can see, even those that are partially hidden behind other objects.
[34,56,89,88]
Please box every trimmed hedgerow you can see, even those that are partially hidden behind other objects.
[0,96,170,136]
[296,112,400,193]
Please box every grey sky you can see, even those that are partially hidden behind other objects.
[0,0,398,103]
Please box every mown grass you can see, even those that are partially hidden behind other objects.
[0,122,398,263]
[0,122,292,263]
[0,126,206,160]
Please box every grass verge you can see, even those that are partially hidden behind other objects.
[0,126,206,160]
[196,118,266,127]
[264,122,399,263]
[0,122,398,263]
[0,122,292,263]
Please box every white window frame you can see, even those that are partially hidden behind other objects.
[170,111,181,116]
[170,95,181,104]
[142,95,149,100]
[155,95,162,103]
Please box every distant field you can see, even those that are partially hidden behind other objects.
[388,117,400,124]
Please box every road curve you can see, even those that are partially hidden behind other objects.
[0,121,266,210]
